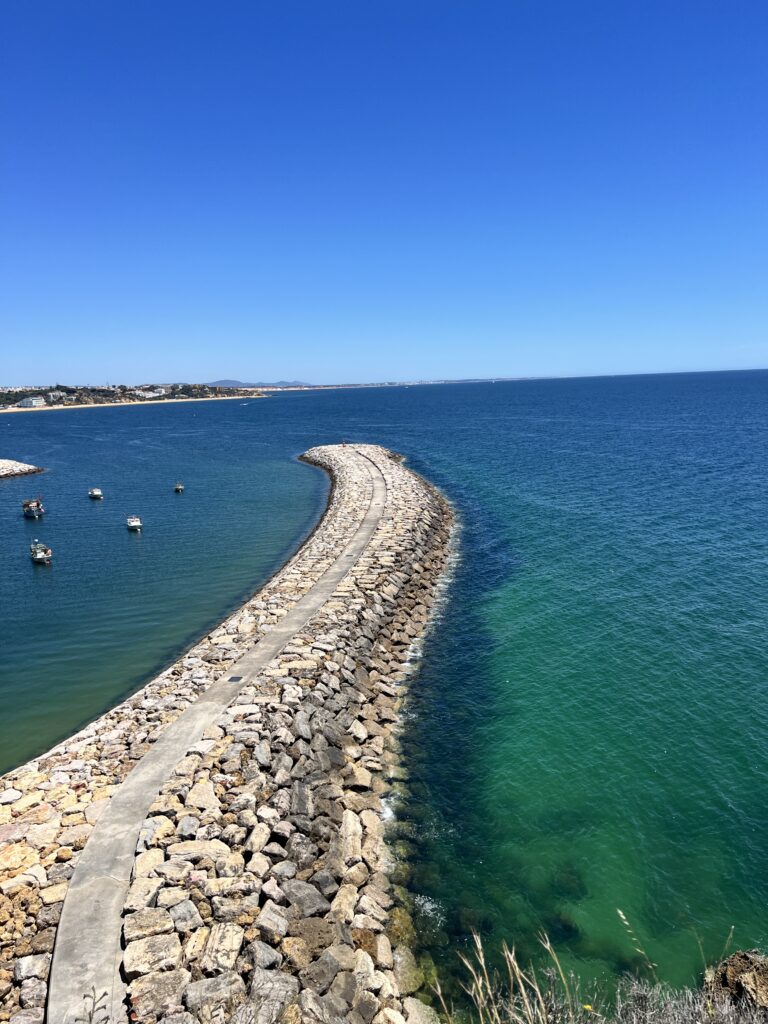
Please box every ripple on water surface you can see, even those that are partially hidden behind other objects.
[3,374,768,991]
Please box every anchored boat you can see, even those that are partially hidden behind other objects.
[88,488,104,500]
[22,498,45,519]
[29,540,52,564]
[126,515,143,531]
[174,481,185,493]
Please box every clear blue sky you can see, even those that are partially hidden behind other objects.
[1,1,766,385]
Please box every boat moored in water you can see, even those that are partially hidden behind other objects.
[22,498,45,519]
[174,481,185,493]
[29,540,52,564]
[88,488,104,500]
[126,515,143,531]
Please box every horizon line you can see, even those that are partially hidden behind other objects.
[3,366,767,391]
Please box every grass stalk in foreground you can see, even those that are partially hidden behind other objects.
[434,931,767,1024]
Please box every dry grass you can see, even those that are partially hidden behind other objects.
[433,932,767,1024]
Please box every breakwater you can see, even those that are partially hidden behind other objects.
[0,444,453,1024]
[0,461,42,479]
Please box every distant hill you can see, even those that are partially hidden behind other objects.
[208,379,310,388]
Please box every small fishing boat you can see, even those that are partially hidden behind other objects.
[88,488,104,500]
[174,481,185,493]
[126,515,143,531]
[22,498,45,519]
[29,540,52,564]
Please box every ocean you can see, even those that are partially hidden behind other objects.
[2,371,767,989]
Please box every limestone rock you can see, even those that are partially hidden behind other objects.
[134,848,164,877]
[185,972,247,1013]
[40,882,68,905]
[393,946,424,996]
[200,922,244,973]
[124,908,174,943]
[129,967,191,1020]
[13,955,50,983]
[299,949,343,995]
[124,932,183,979]
[167,838,229,861]
[249,966,300,1024]
[170,898,204,933]
[0,845,39,881]
[185,780,219,812]
[340,811,362,865]
[373,1010,407,1024]
[402,998,440,1024]
[255,900,289,943]
[282,879,331,918]
[711,950,768,1009]
[245,823,271,854]
[291,918,337,956]
[211,893,262,924]
[354,989,381,1023]
[19,978,47,1009]
[249,940,283,969]
[281,936,311,970]
[330,884,358,923]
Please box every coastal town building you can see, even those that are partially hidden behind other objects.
[16,395,45,408]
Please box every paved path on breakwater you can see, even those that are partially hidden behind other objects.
[47,451,387,1024]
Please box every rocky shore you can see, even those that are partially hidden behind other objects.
[0,444,453,1024]
[0,460,42,479]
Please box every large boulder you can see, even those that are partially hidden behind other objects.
[281,880,331,918]
[392,946,423,996]
[710,950,768,1008]
[123,933,182,978]
[249,967,300,1024]
[185,972,247,1014]
[402,997,440,1024]
[128,968,191,1020]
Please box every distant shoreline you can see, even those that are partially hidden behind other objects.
[3,369,766,416]
[0,394,266,415]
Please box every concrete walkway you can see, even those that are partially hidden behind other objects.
[47,449,387,1024]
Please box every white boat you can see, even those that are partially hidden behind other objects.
[126,515,143,531]
[88,488,104,500]
[30,540,52,564]
[174,481,184,493]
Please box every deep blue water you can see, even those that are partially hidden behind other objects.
[2,372,767,989]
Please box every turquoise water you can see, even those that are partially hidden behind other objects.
[2,373,767,989]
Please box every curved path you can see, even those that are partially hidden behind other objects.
[47,450,387,1024]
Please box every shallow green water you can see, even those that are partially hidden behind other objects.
[396,371,768,990]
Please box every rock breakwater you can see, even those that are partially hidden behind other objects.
[0,461,42,479]
[0,444,453,1024]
